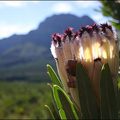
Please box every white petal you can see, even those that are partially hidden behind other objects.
[50,43,57,58]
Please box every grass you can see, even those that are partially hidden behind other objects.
[0,82,52,119]
[0,76,119,119]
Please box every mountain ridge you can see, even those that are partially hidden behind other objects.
[0,14,95,82]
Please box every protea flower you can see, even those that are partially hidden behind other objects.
[50,23,119,108]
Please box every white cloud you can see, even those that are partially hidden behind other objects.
[75,1,101,8]
[0,23,36,39]
[0,1,40,7]
[52,3,72,13]
[91,13,109,23]
[0,1,26,7]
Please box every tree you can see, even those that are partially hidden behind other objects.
[99,0,120,30]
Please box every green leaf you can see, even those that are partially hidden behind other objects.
[110,21,120,30]
[76,62,99,119]
[100,63,118,119]
[47,64,62,87]
[52,85,79,119]
[44,105,55,120]
[59,109,67,119]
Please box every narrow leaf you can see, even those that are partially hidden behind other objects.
[100,63,118,119]
[76,62,99,119]
[52,85,79,119]
[47,64,62,87]
[44,105,55,120]
[59,109,67,119]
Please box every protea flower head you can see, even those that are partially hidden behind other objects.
[50,23,119,107]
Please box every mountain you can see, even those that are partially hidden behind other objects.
[0,14,95,82]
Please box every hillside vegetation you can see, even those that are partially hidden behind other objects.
[0,82,52,119]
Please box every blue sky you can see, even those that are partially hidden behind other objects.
[0,1,109,39]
